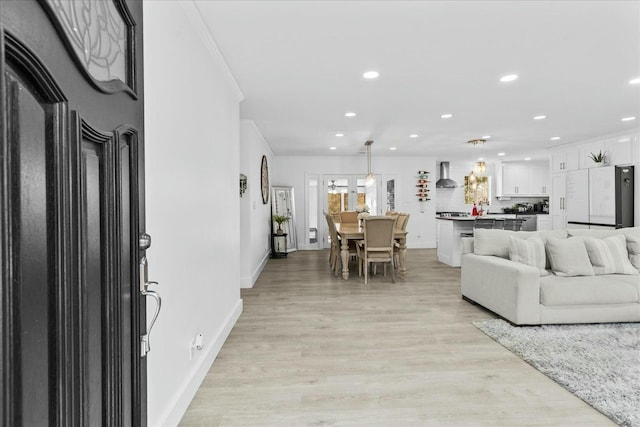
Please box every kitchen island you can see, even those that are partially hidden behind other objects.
[436,214,550,266]
[436,215,515,267]
[436,217,474,267]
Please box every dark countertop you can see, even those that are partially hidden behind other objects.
[514,212,549,216]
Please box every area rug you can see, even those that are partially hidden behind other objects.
[473,319,640,427]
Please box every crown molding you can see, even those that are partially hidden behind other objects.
[180,1,245,102]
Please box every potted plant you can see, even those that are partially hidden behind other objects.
[588,150,607,166]
[272,214,289,234]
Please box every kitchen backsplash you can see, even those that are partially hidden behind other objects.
[435,162,548,214]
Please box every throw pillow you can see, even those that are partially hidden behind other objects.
[624,233,640,271]
[474,228,568,260]
[546,237,595,277]
[508,236,548,276]
[583,234,639,275]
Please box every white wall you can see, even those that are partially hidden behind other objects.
[239,120,274,288]
[144,2,243,425]
[272,156,438,248]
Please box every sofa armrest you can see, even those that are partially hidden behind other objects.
[461,253,540,325]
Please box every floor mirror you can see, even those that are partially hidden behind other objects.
[272,186,297,252]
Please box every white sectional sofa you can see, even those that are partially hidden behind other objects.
[460,227,640,325]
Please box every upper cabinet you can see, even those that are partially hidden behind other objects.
[551,147,579,173]
[573,135,639,170]
[501,161,549,197]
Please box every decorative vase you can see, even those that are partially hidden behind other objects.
[276,226,284,235]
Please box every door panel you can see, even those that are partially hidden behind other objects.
[81,138,107,426]
[9,69,54,427]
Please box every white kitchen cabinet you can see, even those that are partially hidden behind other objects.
[551,173,566,230]
[501,164,530,195]
[551,147,580,172]
[579,141,607,170]
[501,162,549,196]
[578,137,636,168]
[605,137,635,166]
[551,152,566,174]
[536,215,552,231]
[530,165,550,195]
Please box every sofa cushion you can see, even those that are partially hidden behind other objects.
[509,236,548,276]
[583,234,638,275]
[540,274,640,306]
[568,227,640,271]
[474,229,568,262]
[546,237,594,277]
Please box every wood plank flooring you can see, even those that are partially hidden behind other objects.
[179,249,614,426]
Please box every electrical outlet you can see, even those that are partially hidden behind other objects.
[189,333,204,360]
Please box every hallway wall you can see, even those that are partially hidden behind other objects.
[144,1,243,425]
[239,120,274,288]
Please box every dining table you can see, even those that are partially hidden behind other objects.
[335,222,408,280]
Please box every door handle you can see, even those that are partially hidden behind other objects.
[139,234,161,357]
[141,287,161,358]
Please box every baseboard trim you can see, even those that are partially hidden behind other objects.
[156,298,243,426]
[240,251,270,288]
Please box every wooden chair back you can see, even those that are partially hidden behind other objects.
[339,211,358,224]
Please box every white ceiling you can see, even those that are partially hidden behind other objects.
[194,0,640,163]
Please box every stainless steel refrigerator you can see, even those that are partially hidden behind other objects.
[566,165,634,229]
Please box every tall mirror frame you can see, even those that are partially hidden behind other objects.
[272,186,297,252]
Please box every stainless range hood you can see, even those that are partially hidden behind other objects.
[436,162,458,188]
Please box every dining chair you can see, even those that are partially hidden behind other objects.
[356,216,396,284]
[339,210,359,224]
[395,213,410,231]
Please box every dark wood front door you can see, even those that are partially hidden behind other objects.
[1,0,147,425]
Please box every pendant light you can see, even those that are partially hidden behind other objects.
[364,140,375,187]
[468,138,486,198]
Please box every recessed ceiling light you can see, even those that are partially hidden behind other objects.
[524,157,532,161]
[630,77,640,85]
[533,115,546,120]
[389,147,397,151]
[498,152,506,156]
[550,136,561,141]
[335,132,344,137]
[345,112,356,117]
[499,74,518,82]
[481,135,491,139]
[329,147,337,150]
[478,157,484,161]
[619,138,631,142]
[621,116,636,122]
[441,113,453,119]
[363,70,379,79]
[409,134,419,138]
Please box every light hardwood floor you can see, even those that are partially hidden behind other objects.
[179,249,614,426]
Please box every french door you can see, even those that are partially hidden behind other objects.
[321,175,375,248]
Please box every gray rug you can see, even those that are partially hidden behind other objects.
[473,319,640,427]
